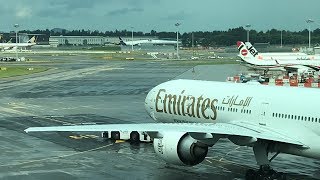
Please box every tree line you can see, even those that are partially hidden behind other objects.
[2,27,320,47]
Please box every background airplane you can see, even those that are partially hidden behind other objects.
[119,37,178,46]
[245,42,320,61]
[0,36,36,50]
[237,41,320,73]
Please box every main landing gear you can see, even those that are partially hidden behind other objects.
[245,141,287,180]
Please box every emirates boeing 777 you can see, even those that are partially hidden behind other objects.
[25,79,320,180]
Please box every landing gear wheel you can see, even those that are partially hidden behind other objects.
[249,141,287,180]
[111,131,120,140]
[101,132,108,139]
[245,169,256,180]
[276,172,286,180]
[130,131,140,143]
[245,166,287,180]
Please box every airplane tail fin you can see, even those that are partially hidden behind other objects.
[237,41,255,59]
[245,42,259,56]
[237,41,275,66]
[237,41,263,65]
[119,37,126,45]
[28,36,36,43]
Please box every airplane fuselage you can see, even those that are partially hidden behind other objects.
[145,79,320,159]
[0,43,36,48]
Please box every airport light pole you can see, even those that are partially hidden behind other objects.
[245,24,251,42]
[14,24,19,60]
[280,30,283,48]
[131,26,134,51]
[175,23,181,59]
[306,19,314,48]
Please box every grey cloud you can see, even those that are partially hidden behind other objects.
[49,0,102,9]
[106,8,144,16]
[163,11,190,21]
[37,8,72,18]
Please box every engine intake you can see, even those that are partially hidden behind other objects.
[153,132,208,166]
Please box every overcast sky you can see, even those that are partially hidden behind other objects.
[0,0,319,32]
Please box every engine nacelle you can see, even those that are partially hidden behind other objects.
[153,132,208,166]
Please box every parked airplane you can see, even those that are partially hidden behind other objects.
[237,41,320,73]
[25,78,320,179]
[244,42,320,61]
[119,37,178,46]
[0,36,36,50]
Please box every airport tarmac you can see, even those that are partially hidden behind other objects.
[0,55,319,180]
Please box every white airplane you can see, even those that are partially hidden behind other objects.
[25,78,320,179]
[237,41,320,72]
[0,36,36,50]
[244,42,320,61]
[119,37,178,46]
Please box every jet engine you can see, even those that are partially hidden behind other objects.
[153,132,209,166]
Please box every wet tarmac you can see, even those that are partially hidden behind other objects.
[0,56,319,180]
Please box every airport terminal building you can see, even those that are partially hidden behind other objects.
[49,36,105,47]
[49,36,160,47]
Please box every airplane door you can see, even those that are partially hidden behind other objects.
[259,102,269,126]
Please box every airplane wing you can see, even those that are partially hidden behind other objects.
[25,122,305,147]
[280,64,320,72]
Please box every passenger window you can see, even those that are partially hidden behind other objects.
[312,117,314,122]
